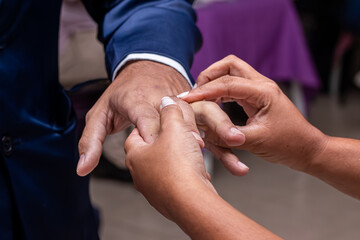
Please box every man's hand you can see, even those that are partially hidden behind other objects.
[77,60,194,176]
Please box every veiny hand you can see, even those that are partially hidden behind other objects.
[124,97,215,219]
[77,60,197,176]
[182,55,327,171]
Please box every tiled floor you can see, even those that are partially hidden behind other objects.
[90,90,360,240]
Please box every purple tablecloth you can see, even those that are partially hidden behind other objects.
[191,0,320,90]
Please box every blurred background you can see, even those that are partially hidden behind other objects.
[59,0,360,239]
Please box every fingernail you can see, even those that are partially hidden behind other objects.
[177,91,189,98]
[161,96,176,110]
[199,129,206,138]
[192,131,205,148]
[230,127,245,136]
[237,161,249,170]
[77,154,86,173]
[193,83,198,89]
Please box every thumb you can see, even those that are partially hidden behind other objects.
[124,128,147,154]
[159,96,185,132]
[160,97,204,148]
[77,110,108,177]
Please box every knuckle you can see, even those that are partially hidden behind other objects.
[264,80,281,96]
[228,58,237,67]
[194,102,214,125]
[226,55,241,68]
[225,54,238,62]
[221,75,233,85]
[220,75,234,94]
[198,70,207,79]
[133,88,147,101]
[78,140,86,152]
[201,101,217,115]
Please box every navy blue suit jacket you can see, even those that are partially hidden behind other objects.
[0,0,201,239]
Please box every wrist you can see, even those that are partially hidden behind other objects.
[164,176,222,237]
[295,127,330,174]
[165,175,217,220]
[115,60,191,91]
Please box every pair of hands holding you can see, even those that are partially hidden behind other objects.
[76,55,327,198]
[122,55,328,218]
[77,55,360,238]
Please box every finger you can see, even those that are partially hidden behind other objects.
[124,128,147,154]
[182,76,265,108]
[127,102,160,144]
[200,128,238,149]
[77,110,109,177]
[191,101,245,147]
[175,98,205,148]
[160,97,204,148]
[160,96,184,129]
[196,55,259,86]
[205,141,249,176]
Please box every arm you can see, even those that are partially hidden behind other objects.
[167,178,280,240]
[77,0,202,176]
[182,55,360,200]
[306,137,360,199]
[124,97,281,239]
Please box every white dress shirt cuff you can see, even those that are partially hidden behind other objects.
[111,53,193,87]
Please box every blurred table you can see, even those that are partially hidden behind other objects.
[192,0,320,114]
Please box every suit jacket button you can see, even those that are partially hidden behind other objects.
[2,136,13,156]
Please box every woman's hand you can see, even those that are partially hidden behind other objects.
[182,55,328,171]
[124,97,215,220]
[125,96,281,239]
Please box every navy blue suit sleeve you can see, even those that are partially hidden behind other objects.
[82,0,202,83]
